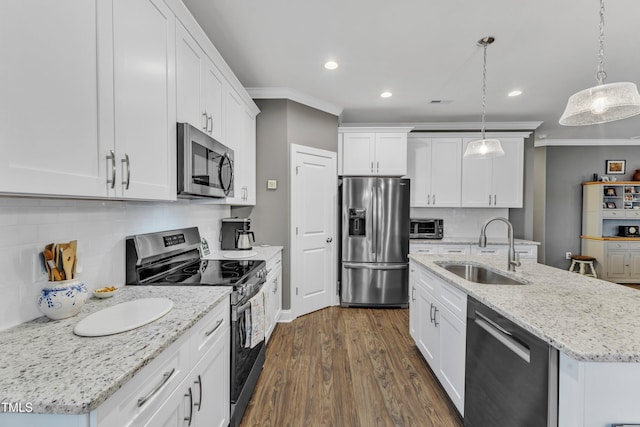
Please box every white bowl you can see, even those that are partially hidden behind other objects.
[37,279,88,320]
[93,287,119,299]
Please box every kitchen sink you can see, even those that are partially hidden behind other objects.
[436,262,528,285]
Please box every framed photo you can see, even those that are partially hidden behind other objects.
[606,202,617,209]
[606,160,626,175]
[605,187,617,196]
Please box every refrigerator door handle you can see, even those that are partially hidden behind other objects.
[376,184,383,256]
[371,181,377,254]
[343,262,408,270]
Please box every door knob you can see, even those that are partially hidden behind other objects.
[326,237,333,243]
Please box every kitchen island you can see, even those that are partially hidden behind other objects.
[0,285,231,425]
[410,254,640,426]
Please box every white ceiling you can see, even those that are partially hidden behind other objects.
[183,0,640,140]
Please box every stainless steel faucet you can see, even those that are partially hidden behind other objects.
[479,216,521,272]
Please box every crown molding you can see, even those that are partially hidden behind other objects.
[409,131,533,138]
[534,139,640,147]
[339,126,415,133]
[246,87,343,117]
[343,121,543,131]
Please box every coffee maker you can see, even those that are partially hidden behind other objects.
[220,217,252,250]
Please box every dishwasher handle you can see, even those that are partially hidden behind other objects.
[474,312,531,363]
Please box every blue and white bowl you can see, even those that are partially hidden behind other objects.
[37,279,88,320]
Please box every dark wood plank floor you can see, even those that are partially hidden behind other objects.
[240,307,463,427]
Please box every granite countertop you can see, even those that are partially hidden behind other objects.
[410,237,540,245]
[0,286,231,415]
[410,254,640,363]
[203,245,283,261]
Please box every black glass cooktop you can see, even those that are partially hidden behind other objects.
[144,259,262,286]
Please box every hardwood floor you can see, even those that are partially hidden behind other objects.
[240,307,463,427]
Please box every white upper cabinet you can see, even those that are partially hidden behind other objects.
[0,0,176,200]
[407,137,461,207]
[340,128,412,176]
[461,137,524,208]
[111,0,176,200]
[176,22,224,142]
[0,0,108,198]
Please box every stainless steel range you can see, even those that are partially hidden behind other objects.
[125,227,267,427]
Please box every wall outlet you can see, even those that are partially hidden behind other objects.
[565,251,572,260]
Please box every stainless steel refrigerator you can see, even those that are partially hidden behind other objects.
[340,177,410,307]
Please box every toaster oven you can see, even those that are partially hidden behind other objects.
[410,219,443,239]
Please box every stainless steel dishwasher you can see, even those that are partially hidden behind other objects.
[464,297,558,427]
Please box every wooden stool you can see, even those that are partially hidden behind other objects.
[569,255,597,278]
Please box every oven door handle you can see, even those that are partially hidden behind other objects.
[233,301,252,321]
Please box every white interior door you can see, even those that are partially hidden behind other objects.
[291,144,337,318]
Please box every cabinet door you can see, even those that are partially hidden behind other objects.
[629,251,640,279]
[409,265,419,341]
[461,138,492,207]
[176,22,205,132]
[606,250,629,280]
[239,108,256,205]
[0,0,109,197]
[223,84,245,203]
[193,330,230,427]
[491,138,524,208]
[203,58,225,142]
[374,133,407,176]
[430,138,461,207]
[142,380,188,427]
[342,133,375,175]
[407,138,430,207]
[112,0,176,200]
[264,276,275,343]
[437,305,466,415]
[416,285,439,367]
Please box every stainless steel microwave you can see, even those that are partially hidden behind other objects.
[177,122,234,198]
[410,218,443,239]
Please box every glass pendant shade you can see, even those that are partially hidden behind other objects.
[559,82,640,125]
[463,138,505,159]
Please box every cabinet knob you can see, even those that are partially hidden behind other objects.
[326,237,333,243]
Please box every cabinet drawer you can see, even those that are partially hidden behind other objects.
[438,281,467,322]
[471,246,507,256]
[410,244,438,254]
[603,210,625,218]
[625,210,640,218]
[514,245,538,259]
[190,297,230,366]
[266,253,282,279]
[438,245,470,255]
[607,241,634,250]
[412,262,440,296]
[97,333,190,427]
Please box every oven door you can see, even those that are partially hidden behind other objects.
[178,122,234,198]
[231,299,265,404]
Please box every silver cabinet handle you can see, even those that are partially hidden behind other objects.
[205,318,224,337]
[272,278,278,294]
[194,375,202,411]
[137,368,175,407]
[326,237,333,243]
[433,306,439,327]
[202,112,208,131]
[107,150,116,189]
[122,153,130,190]
[433,194,436,205]
[371,161,374,173]
[494,194,497,205]
[184,386,193,426]
[376,161,379,173]
[207,114,213,133]
[427,194,430,205]
[411,286,415,302]
[429,303,435,324]
[489,194,492,205]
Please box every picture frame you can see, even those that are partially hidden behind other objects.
[606,202,617,209]
[606,160,626,175]
[605,187,617,196]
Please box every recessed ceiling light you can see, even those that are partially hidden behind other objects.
[508,90,523,97]
[324,61,338,70]
[380,91,392,98]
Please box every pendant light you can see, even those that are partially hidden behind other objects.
[559,0,640,126]
[464,36,505,159]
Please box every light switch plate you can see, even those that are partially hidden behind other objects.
[267,179,277,190]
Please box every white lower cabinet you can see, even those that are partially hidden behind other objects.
[409,260,466,414]
[264,250,283,343]
[410,242,538,260]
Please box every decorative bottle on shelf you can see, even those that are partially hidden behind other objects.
[633,169,640,181]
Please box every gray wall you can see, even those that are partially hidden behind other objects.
[509,135,535,240]
[232,99,339,310]
[539,145,640,268]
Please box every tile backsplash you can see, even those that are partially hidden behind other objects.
[0,196,230,331]
[410,207,512,238]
